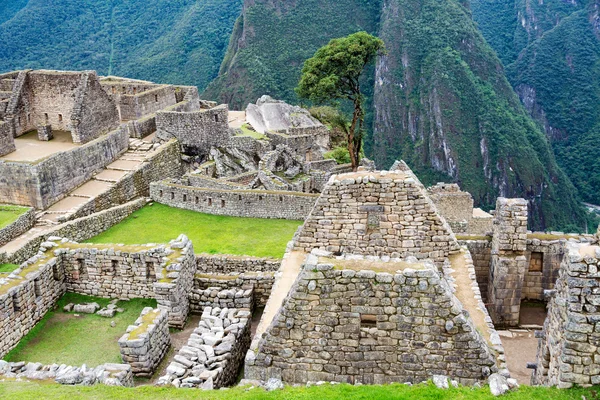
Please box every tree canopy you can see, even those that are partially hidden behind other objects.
[296,31,385,170]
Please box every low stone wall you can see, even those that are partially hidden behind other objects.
[150,181,317,220]
[126,115,156,139]
[0,360,133,387]
[153,235,196,328]
[62,139,181,222]
[533,244,600,387]
[119,308,170,377]
[461,239,491,302]
[245,253,497,385]
[193,272,275,308]
[0,120,15,157]
[0,207,35,247]
[119,85,177,120]
[189,287,254,311]
[522,238,567,301]
[187,175,246,190]
[158,307,251,389]
[196,254,280,274]
[0,198,147,265]
[0,243,66,357]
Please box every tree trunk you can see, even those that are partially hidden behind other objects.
[348,99,362,172]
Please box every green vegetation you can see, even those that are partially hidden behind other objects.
[472,2,600,206]
[0,204,28,229]
[0,263,19,273]
[4,293,156,367]
[1,381,600,399]
[85,203,300,258]
[0,0,242,91]
[238,123,267,140]
[297,32,385,171]
[203,0,383,109]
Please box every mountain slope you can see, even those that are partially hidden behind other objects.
[372,0,586,231]
[202,0,383,109]
[0,0,242,90]
[207,0,587,230]
[472,0,600,205]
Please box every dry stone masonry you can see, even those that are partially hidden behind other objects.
[159,307,251,389]
[533,244,600,387]
[0,360,133,387]
[245,251,497,385]
[119,307,171,377]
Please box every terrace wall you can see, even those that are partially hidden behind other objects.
[150,181,317,220]
[119,86,177,121]
[0,207,35,247]
[0,121,15,157]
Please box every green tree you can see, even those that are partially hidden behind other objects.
[296,31,385,171]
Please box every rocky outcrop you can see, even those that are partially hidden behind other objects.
[246,96,322,134]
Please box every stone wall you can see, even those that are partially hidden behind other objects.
[190,287,254,311]
[150,181,317,220]
[488,198,528,327]
[187,175,246,190]
[1,198,147,266]
[0,247,66,357]
[294,171,460,265]
[70,71,120,144]
[265,129,329,158]
[0,121,15,157]
[63,139,181,221]
[119,85,177,121]
[522,239,566,301]
[462,240,492,302]
[196,254,280,274]
[245,254,497,385]
[159,307,251,389]
[193,272,275,309]
[0,361,133,387]
[153,235,196,328]
[156,104,231,156]
[427,183,474,232]
[119,307,170,377]
[0,127,129,209]
[125,114,156,139]
[0,207,35,247]
[533,244,600,388]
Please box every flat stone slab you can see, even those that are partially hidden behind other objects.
[46,196,89,212]
[106,159,142,171]
[95,169,129,182]
[71,180,113,197]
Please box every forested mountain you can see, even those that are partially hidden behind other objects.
[471,0,600,205]
[207,0,587,231]
[0,0,595,231]
[0,0,242,90]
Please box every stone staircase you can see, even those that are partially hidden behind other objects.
[38,134,159,225]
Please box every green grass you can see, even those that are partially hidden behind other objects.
[0,381,599,399]
[85,204,301,258]
[0,263,19,273]
[238,123,268,140]
[0,204,29,229]
[3,293,156,367]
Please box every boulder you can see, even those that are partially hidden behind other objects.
[246,95,323,134]
[488,373,510,396]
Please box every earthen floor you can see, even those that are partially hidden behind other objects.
[228,111,246,129]
[0,130,79,162]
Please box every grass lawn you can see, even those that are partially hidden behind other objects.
[85,203,301,258]
[0,204,29,229]
[239,123,268,140]
[3,293,156,367]
[0,381,598,400]
[0,263,19,274]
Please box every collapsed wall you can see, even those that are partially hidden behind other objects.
[533,244,600,388]
[245,254,497,385]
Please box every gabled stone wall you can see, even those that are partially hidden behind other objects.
[293,170,460,265]
[245,256,497,385]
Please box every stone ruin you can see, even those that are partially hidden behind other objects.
[0,69,598,393]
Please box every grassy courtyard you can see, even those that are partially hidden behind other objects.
[4,293,156,367]
[0,204,29,229]
[0,381,599,400]
[0,263,19,273]
[86,203,301,258]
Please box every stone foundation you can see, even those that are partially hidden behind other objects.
[0,207,35,247]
